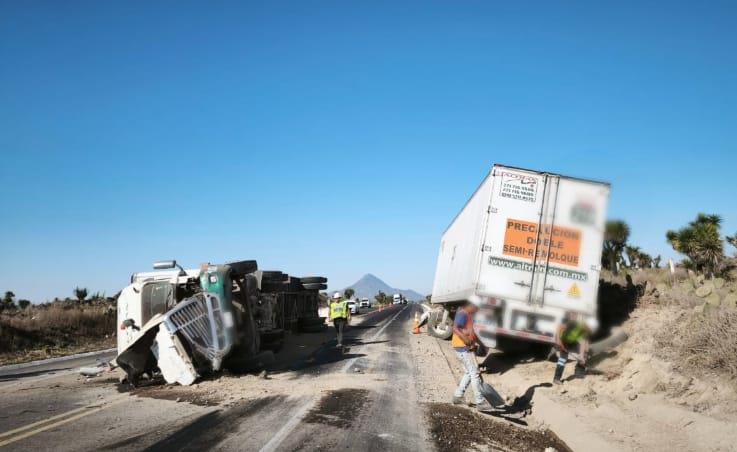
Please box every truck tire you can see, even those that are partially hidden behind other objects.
[302,283,327,290]
[226,260,258,276]
[300,276,327,284]
[261,271,288,281]
[427,309,453,339]
[260,281,288,293]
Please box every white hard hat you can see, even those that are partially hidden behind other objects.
[468,294,483,308]
[332,292,342,299]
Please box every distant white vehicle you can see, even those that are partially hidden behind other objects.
[347,300,359,315]
[360,298,370,308]
[392,293,402,304]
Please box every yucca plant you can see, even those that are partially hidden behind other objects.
[74,287,88,304]
[667,213,725,278]
[602,220,630,275]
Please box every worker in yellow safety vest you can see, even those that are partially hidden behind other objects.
[553,312,596,384]
[329,292,350,347]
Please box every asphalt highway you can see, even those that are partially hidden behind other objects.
[0,304,427,451]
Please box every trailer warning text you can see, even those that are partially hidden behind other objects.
[502,218,582,267]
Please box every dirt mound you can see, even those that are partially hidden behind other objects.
[426,403,570,452]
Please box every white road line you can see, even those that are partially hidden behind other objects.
[258,305,409,452]
[341,304,408,373]
[257,397,316,452]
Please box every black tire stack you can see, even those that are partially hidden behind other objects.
[297,276,328,333]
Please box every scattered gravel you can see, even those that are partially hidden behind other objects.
[426,403,571,452]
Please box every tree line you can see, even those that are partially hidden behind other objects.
[603,213,737,277]
[0,287,107,312]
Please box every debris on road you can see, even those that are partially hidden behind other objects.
[78,362,112,377]
[426,403,571,452]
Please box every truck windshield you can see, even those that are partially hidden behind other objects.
[141,282,173,325]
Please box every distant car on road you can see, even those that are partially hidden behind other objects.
[347,300,359,315]
[359,298,370,308]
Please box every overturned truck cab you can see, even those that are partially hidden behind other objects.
[116,260,323,386]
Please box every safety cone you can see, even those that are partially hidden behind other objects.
[411,312,421,334]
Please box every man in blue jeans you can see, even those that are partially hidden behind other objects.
[451,295,493,412]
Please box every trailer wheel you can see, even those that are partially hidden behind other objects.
[427,309,453,339]
[260,281,288,293]
[261,271,288,281]
[302,283,327,290]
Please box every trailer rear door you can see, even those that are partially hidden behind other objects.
[476,166,548,303]
[477,166,608,315]
[530,176,609,313]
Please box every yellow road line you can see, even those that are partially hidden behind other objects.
[0,396,128,447]
[0,405,92,440]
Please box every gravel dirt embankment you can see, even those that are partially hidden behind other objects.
[410,267,737,452]
[408,306,571,452]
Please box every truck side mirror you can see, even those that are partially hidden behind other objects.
[154,260,177,270]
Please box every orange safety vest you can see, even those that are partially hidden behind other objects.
[451,311,475,348]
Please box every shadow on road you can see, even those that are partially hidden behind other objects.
[0,367,71,382]
[115,396,286,451]
[480,382,553,426]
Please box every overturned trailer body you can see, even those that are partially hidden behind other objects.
[115,260,327,385]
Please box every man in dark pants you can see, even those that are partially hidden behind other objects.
[329,292,350,347]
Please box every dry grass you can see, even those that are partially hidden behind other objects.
[0,302,116,364]
[655,308,737,380]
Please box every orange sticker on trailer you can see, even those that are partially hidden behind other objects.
[502,219,582,267]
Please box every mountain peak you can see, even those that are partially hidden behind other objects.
[341,274,424,301]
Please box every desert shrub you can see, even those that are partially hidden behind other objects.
[655,309,737,380]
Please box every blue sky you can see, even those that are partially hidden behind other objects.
[1,1,736,302]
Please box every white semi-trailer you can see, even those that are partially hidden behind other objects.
[429,164,610,349]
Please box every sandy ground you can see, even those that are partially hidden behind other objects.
[409,311,737,452]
